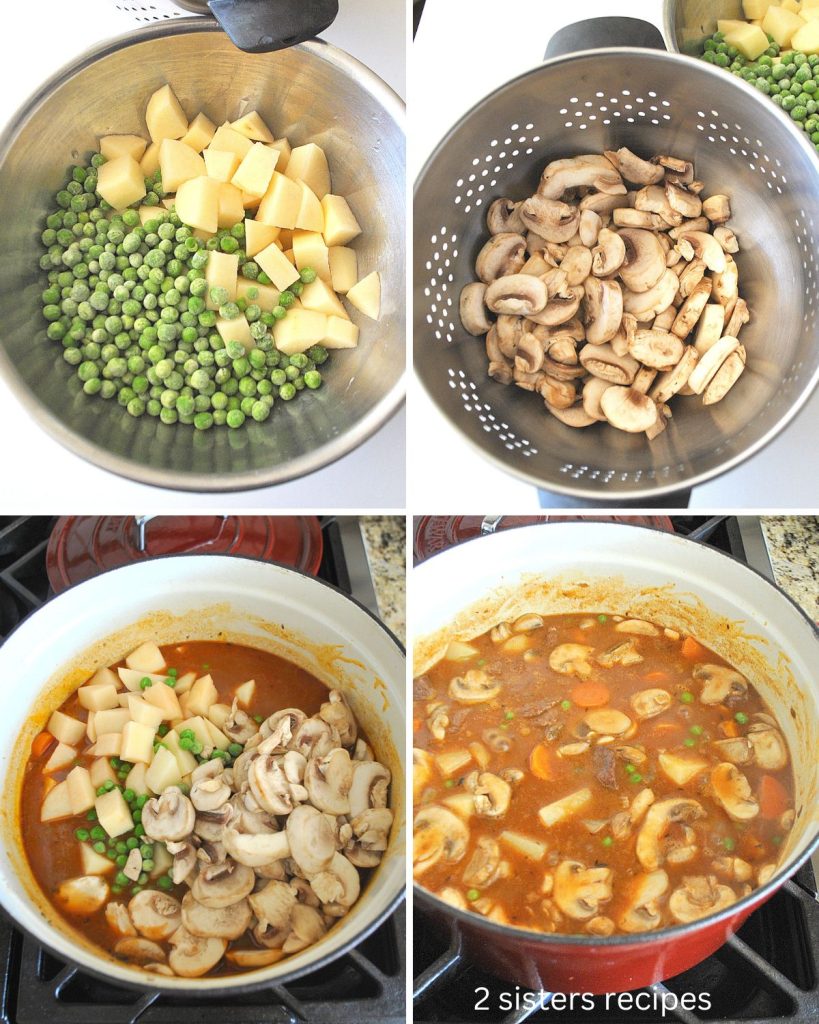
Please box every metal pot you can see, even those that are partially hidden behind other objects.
[662,0,745,56]
[412,522,819,992]
[0,21,405,491]
[0,554,405,992]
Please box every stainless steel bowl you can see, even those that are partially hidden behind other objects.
[0,20,405,491]
[662,0,745,55]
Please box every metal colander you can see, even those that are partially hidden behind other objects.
[413,47,819,501]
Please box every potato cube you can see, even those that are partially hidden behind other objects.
[792,18,819,48]
[78,681,120,712]
[242,191,262,211]
[143,681,182,720]
[538,787,592,827]
[48,709,86,746]
[181,111,216,153]
[267,137,291,172]
[160,731,198,777]
[89,758,117,788]
[43,741,76,774]
[329,247,358,294]
[346,272,381,320]
[118,667,168,692]
[321,195,362,246]
[300,277,348,319]
[724,21,773,56]
[716,18,749,32]
[208,703,231,729]
[209,123,254,160]
[274,309,328,354]
[126,641,166,674]
[97,155,146,211]
[256,172,302,229]
[237,277,280,312]
[94,708,132,735]
[203,147,240,183]
[235,679,256,705]
[185,675,218,718]
[256,241,300,290]
[125,762,149,796]
[292,230,332,283]
[217,182,245,229]
[762,5,805,45]
[175,176,220,233]
[120,721,156,764]
[86,712,97,743]
[146,84,188,142]
[145,746,182,795]
[205,250,240,308]
[100,134,148,162]
[743,0,773,16]
[285,143,331,199]
[96,788,134,838]
[140,141,161,177]
[232,110,275,143]
[66,766,96,815]
[245,219,280,258]
[782,0,801,12]
[232,142,279,197]
[159,139,206,192]
[127,695,165,729]
[89,666,119,688]
[294,180,324,232]
[174,670,197,697]
[89,733,122,758]
[80,844,115,876]
[215,315,252,350]
[41,780,73,822]
[202,719,231,750]
[324,315,360,349]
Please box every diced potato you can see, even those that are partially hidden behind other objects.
[95,789,133,838]
[442,794,476,818]
[174,671,197,697]
[205,250,240,308]
[232,110,275,143]
[160,731,197,777]
[292,230,331,283]
[294,180,324,232]
[284,143,331,199]
[329,246,358,294]
[43,741,76,774]
[245,219,280,258]
[538,788,592,827]
[127,695,165,729]
[203,147,240,183]
[89,666,119,689]
[88,733,122,758]
[100,134,148,162]
[159,139,206,192]
[324,316,359,349]
[469,741,490,769]
[145,84,188,142]
[743,0,773,17]
[791,18,819,48]
[80,844,116,876]
[267,137,291,172]
[347,272,381,320]
[300,277,348,319]
[94,708,132,735]
[782,0,801,13]
[56,876,110,916]
[140,141,161,177]
[142,681,182,720]
[180,111,216,153]
[125,762,150,796]
[90,758,117,788]
[321,195,362,246]
[717,18,750,33]
[126,641,166,674]
[762,5,805,45]
[202,718,230,750]
[236,277,281,312]
[86,712,97,743]
[273,309,328,354]
[209,122,254,159]
[217,182,244,229]
[118,667,168,692]
[802,7,819,19]
[232,142,279,197]
[724,21,774,57]
[658,752,709,786]
[499,831,548,861]
[177,714,211,742]
[256,241,301,290]
[235,679,255,705]
[186,675,218,717]
[434,749,473,776]
[207,703,231,730]
[444,640,479,661]
[41,780,73,821]
[138,205,160,225]
[48,710,86,746]
[215,315,252,350]
[151,842,173,879]
[97,155,146,211]
[175,175,220,233]
[120,721,156,764]
[256,172,302,229]
[144,746,182,794]
[66,766,96,815]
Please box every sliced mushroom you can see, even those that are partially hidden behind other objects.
[282,904,327,953]
[303,748,353,815]
[142,788,196,844]
[580,191,631,215]
[711,736,753,766]
[486,197,525,235]
[448,669,501,704]
[600,386,658,433]
[128,889,182,941]
[703,194,731,224]
[459,282,493,336]
[346,807,394,866]
[678,258,706,299]
[712,856,753,882]
[544,402,597,428]
[583,277,622,344]
[693,663,748,705]
[636,798,705,870]
[223,826,290,868]
[710,763,759,821]
[630,688,671,720]
[248,879,297,940]
[605,147,664,186]
[462,836,507,887]
[623,269,679,321]
[628,329,684,371]
[520,196,581,244]
[413,804,469,876]
[634,184,682,227]
[529,285,583,327]
[724,297,749,338]
[702,350,745,405]
[168,927,227,978]
[115,937,166,965]
[105,902,136,938]
[465,771,512,818]
[190,858,255,908]
[261,707,306,748]
[591,228,626,277]
[584,708,632,735]
[514,331,545,374]
[597,639,643,667]
[618,870,669,933]
[712,258,739,313]
[539,155,625,200]
[582,377,614,422]
[548,643,594,679]
[668,875,736,924]
[182,891,252,940]
[553,860,613,920]
[475,232,527,283]
[579,343,639,385]
[579,209,603,248]
[495,314,525,357]
[649,346,699,404]
[747,727,788,771]
[190,774,231,813]
[677,231,726,273]
[561,245,593,286]
[223,698,259,745]
[714,225,739,254]
[671,278,712,339]
[485,274,548,316]
[310,852,361,909]
[612,208,668,230]
[666,182,702,219]
[250,753,305,815]
[169,839,198,885]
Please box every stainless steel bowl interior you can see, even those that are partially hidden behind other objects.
[414,48,819,499]
[0,21,405,491]
[662,0,744,55]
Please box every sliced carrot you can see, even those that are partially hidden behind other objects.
[653,721,684,735]
[413,719,421,733]
[31,731,54,758]
[529,743,553,781]
[758,774,790,820]
[569,628,588,644]
[570,680,611,708]
[681,636,707,659]
[643,670,670,684]
[719,719,740,738]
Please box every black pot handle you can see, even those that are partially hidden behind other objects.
[545,16,666,59]
[207,0,339,54]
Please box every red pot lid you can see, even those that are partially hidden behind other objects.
[47,516,323,593]
[414,515,675,562]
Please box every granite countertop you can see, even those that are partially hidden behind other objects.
[761,516,819,621]
[360,516,406,644]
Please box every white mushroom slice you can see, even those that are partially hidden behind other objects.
[182,891,252,940]
[462,836,508,887]
[553,860,613,921]
[712,258,739,314]
[142,788,196,844]
[758,863,777,886]
[459,283,493,336]
[693,663,748,704]
[168,927,227,978]
[703,351,745,405]
[226,948,286,968]
[465,771,512,818]
[544,402,596,428]
[648,345,699,404]
[260,707,306,747]
[613,208,668,230]
[668,875,736,924]
[105,902,137,937]
[712,856,753,882]
[190,858,255,908]
[579,209,603,248]
[630,689,671,719]
[623,269,679,321]
[658,752,709,786]
[584,708,632,735]
[128,889,182,940]
[250,753,306,815]
[561,245,593,286]
[604,147,664,185]
[347,760,390,819]
[582,377,614,422]
[678,231,726,273]
[310,852,361,908]
[747,727,788,770]
[448,669,501,704]
[615,618,659,636]
[583,277,623,344]
[538,788,592,827]
[486,198,525,235]
[677,258,706,299]
[223,699,259,745]
[711,763,759,821]
[618,870,669,933]
[666,182,702,219]
[539,155,625,200]
[347,807,394,867]
[520,196,581,244]
[714,225,739,253]
[303,748,353,815]
[600,386,659,433]
[413,747,435,802]
[579,343,639,385]
[529,286,584,327]
[115,937,166,965]
[685,335,740,394]
[223,826,290,868]
[285,804,335,874]
[711,736,753,766]
[617,229,666,293]
[475,233,527,283]
[636,798,705,870]
[413,805,469,876]
[591,228,626,277]
[628,329,684,371]
[597,640,643,667]
[634,184,682,227]
[694,304,726,354]
[190,775,231,813]
[671,278,712,339]
[248,879,297,941]
[514,331,545,375]
[56,876,109,916]
[702,194,731,224]
[282,904,327,953]
[485,274,548,316]
[724,297,749,338]
[548,643,594,679]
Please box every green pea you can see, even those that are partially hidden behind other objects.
[734,711,749,725]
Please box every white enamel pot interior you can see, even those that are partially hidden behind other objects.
[0,554,405,992]
[412,522,819,942]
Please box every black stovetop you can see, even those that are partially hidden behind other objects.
[413,515,819,1024]
[0,516,405,1024]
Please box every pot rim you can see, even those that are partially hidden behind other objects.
[413,46,819,500]
[412,520,819,946]
[0,18,406,493]
[0,552,406,992]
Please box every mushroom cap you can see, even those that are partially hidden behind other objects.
[710,762,759,821]
[486,197,525,235]
[223,825,291,867]
[142,788,196,844]
[629,688,672,720]
[623,268,679,321]
[628,330,684,371]
[459,282,492,337]
[310,852,361,909]
[485,275,548,317]
[115,937,166,965]
[617,869,669,933]
[539,155,624,200]
[600,386,659,433]
[128,889,182,941]
[181,891,252,940]
[583,277,623,345]
[553,860,614,920]
[413,804,469,876]
[282,904,327,954]
[636,797,705,870]
[693,663,748,705]
[318,690,358,748]
[286,804,337,876]
[304,747,354,815]
[591,228,626,277]
[584,708,632,735]
[605,147,664,186]
[448,669,501,704]
[349,760,391,818]
[668,875,736,924]
[617,229,666,293]
[520,196,581,244]
[168,927,227,978]
[190,858,255,908]
[475,232,527,283]
[579,343,639,386]
[249,752,305,815]
[548,643,594,679]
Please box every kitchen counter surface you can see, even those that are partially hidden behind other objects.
[360,516,406,644]
[761,517,819,621]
